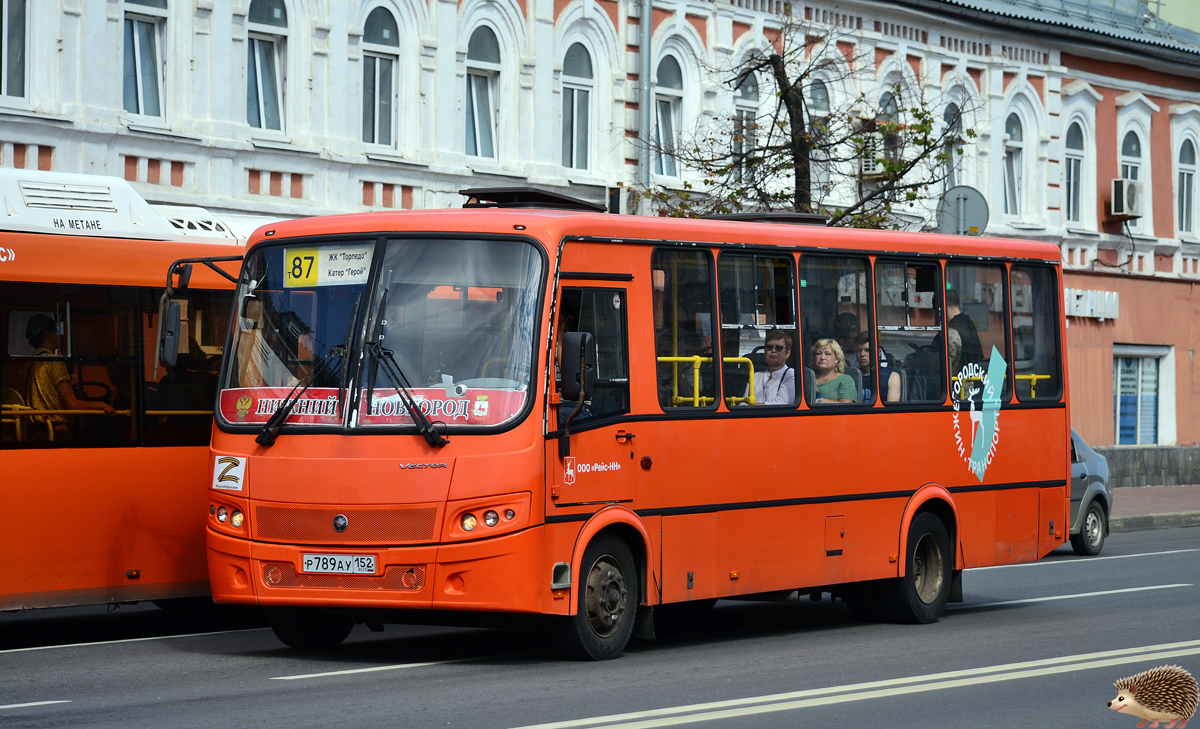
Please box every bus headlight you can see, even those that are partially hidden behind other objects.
[217,507,228,523]
[484,510,499,527]
[462,514,477,531]
[230,511,244,528]
[504,509,516,521]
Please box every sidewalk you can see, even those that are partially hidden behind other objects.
[1109,484,1200,533]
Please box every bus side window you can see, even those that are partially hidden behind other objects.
[652,249,718,410]
[945,262,1011,403]
[556,288,630,428]
[798,256,870,405]
[142,289,234,447]
[1011,265,1062,402]
[717,253,797,407]
[2,284,137,449]
[874,261,946,404]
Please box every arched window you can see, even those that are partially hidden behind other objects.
[653,55,683,177]
[808,79,829,118]
[247,0,288,131]
[879,91,901,160]
[733,72,758,181]
[465,26,500,158]
[1,0,26,97]
[1003,113,1023,216]
[123,0,167,117]
[1120,130,1142,181]
[1064,121,1085,224]
[1180,139,1197,235]
[561,43,592,170]
[943,103,962,189]
[362,7,399,146]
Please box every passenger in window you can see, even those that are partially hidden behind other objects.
[945,289,983,374]
[810,338,857,404]
[833,312,862,373]
[24,315,114,437]
[745,331,795,405]
[853,332,900,403]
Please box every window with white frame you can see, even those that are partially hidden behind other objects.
[561,42,592,170]
[1004,113,1023,216]
[247,0,287,132]
[1114,353,1161,445]
[654,55,683,177]
[1065,121,1085,224]
[362,7,399,147]
[0,0,27,98]
[465,26,500,159]
[733,72,758,182]
[1120,130,1143,230]
[879,90,900,161]
[807,79,830,194]
[1179,139,1196,236]
[943,102,962,189]
[123,0,167,117]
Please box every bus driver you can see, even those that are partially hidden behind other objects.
[25,314,114,437]
[745,330,795,405]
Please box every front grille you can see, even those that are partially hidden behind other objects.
[261,563,425,591]
[254,504,438,544]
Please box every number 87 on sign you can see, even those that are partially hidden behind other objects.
[284,248,319,288]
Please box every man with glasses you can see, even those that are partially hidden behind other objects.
[745,330,795,405]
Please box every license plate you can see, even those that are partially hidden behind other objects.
[301,554,376,574]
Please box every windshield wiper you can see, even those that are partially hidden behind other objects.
[255,345,346,447]
[338,293,362,407]
[368,341,449,448]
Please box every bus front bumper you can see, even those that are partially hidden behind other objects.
[206,526,553,613]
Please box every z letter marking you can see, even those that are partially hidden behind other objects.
[216,457,242,485]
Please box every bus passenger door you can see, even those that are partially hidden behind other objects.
[549,286,633,507]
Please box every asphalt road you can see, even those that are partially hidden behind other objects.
[3,527,1198,729]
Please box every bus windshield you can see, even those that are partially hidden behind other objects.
[218,237,541,430]
[358,238,540,429]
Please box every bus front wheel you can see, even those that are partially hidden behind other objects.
[559,535,637,660]
[268,607,354,650]
[882,512,952,624]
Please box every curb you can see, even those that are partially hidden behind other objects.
[1110,512,1200,533]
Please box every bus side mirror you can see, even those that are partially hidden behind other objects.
[560,331,595,402]
[161,300,181,369]
[173,263,193,292]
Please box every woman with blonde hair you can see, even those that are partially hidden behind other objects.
[810,338,857,404]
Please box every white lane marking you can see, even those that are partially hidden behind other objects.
[947,583,1192,610]
[508,640,1200,729]
[971,548,1200,570]
[0,628,269,655]
[271,651,529,680]
[0,701,72,711]
[272,660,446,680]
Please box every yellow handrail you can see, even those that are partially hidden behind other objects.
[481,357,509,379]
[655,356,758,407]
[952,373,1053,399]
[1015,373,1052,399]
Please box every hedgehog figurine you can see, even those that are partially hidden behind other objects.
[1108,665,1199,728]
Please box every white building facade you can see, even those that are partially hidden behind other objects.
[0,0,1198,271]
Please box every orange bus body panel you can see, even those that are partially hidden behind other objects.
[1,230,242,610]
[207,210,1069,618]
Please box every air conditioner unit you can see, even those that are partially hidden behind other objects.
[1111,178,1143,218]
[860,132,887,177]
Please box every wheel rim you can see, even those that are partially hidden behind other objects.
[912,533,945,605]
[584,554,628,638]
[1085,510,1102,547]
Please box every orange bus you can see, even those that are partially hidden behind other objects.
[0,169,269,610]
[201,189,1068,658]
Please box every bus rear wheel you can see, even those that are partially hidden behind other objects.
[268,607,354,650]
[882,512,952,624]
[559,535,637,660]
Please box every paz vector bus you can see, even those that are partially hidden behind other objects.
[191,188,1068,659]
